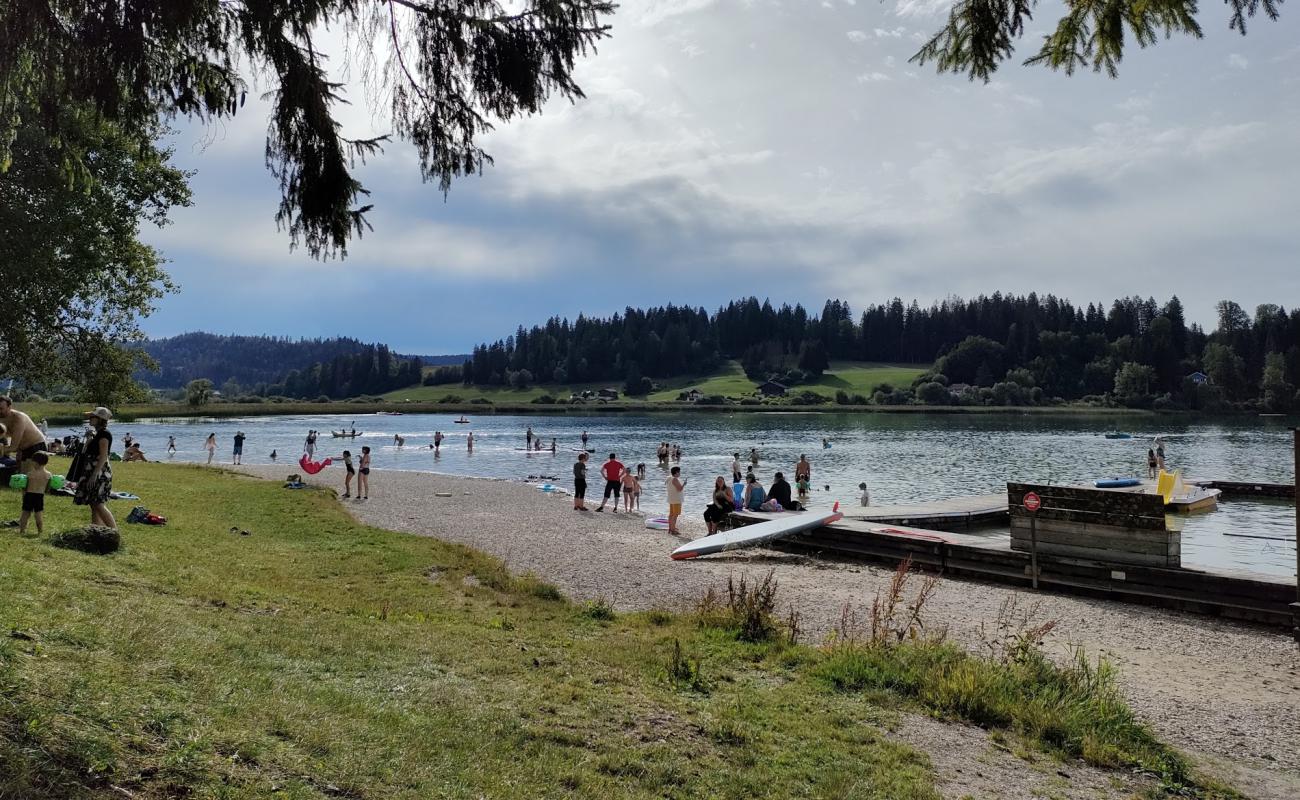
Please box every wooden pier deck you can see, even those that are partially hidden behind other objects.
[727,485,1297,626]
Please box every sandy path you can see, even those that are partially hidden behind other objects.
[238,466,1300,798]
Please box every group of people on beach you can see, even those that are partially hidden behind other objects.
[567,440,839,537]
[0,396,116,534]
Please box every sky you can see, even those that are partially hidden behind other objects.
[141,0,1300,354]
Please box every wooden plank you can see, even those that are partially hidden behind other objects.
[1007,482,1167,529]
[1010,538,1177,567]
[1009,520,1179,554]
[1011,531,1178,558]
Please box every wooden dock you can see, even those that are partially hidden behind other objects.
[728,485,1297,626]
[1192,480,1295,499]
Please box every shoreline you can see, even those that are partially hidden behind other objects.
[30,398,1250,426]
[233,464,1300,797]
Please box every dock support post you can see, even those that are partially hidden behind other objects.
[1293,428,1299,644]
[1029,514,1039,590]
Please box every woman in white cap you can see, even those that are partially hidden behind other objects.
[74,406,116,529]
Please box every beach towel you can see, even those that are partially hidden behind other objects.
[298,454,333,475]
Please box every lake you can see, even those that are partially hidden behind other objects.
[112,411,1297,578]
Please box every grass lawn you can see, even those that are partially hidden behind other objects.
[0,466,1232,799]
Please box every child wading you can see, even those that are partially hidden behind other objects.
[19,451,51,535]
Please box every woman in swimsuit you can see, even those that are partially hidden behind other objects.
[357,446,371,500]
[204,433,217,465]
[341,450,355,497]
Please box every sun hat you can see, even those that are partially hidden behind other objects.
[84,406,112,421]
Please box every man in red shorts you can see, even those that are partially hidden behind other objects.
[595,452,626,513]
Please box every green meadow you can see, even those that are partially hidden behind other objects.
[0,465,1232,798]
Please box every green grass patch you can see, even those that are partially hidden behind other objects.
[0,468,1229,798]
[0,464,937,799]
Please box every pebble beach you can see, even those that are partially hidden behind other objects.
[236,464,1300,798]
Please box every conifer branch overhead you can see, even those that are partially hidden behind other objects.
[0,1,617,258]
[912,0,1279,82]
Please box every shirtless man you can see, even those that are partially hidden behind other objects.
[0,396,47,473]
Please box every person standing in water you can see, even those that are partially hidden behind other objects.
[550,437,557,454]
[467,431,474,452]
[794,454,811,501]
[526,426,534,448]
[749,447,760,467]
[166,435,177,455]
[204,433,217,465]
[232,431,245,465]
[433,431,444,452]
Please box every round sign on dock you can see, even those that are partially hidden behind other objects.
[1023,491,1041,512]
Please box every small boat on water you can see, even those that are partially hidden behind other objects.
[1103,432,1133,440]
[331,430,362,438]
[453,417,471,424]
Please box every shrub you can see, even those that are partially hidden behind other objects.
[437,394,464,404]
[531,394,556,405]
[789,390,829,406]
[50,525,121,555]
[696,395,726,406]
[666,639,707,692]
[835,390,851,405]
[915,381,951,405]
[579,598,616,622]
[696,571,781,643]
[469,397,493,405]
[315,394,331,404]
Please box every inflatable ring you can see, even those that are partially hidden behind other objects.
[9,474,27,490]
[48,475,65,491]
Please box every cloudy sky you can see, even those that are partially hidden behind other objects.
[142,0,1299,354]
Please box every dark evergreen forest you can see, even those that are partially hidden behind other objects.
[460,295,1300,411]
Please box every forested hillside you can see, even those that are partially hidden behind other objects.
[459,295,1299,411]
[137,333,466,393]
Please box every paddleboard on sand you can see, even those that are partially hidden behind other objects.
[671,504,843,560]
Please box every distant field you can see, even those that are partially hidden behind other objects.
[391,360,928,405]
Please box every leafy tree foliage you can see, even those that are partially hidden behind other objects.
[0,105,189,402]
[0,0,615,258]
[913,0,1282,81]
[186,378,214,407]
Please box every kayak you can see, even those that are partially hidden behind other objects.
[1094,477,1142,488]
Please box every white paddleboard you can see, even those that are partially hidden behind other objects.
[671,505,842,560]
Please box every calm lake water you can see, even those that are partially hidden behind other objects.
[116,411,1298,578]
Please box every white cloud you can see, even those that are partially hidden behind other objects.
[893,0,954,17]
[1226,53,1249,70]
[846,30,869,43]
[856,72,892,82]
[874,27,906,38]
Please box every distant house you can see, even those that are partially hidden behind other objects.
[1186,371,1210,386]
[597,388,619,400]
[679,388,705,403]
[948,383,973,396]
[757,380,788,397]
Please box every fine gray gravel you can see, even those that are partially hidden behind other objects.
[237,465,1300,799]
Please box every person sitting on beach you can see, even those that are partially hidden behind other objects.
[123,443,148,462]
[767,472,795,511]
[742,475,766,511]
[595,453,625,513]
[704,476,733,535]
